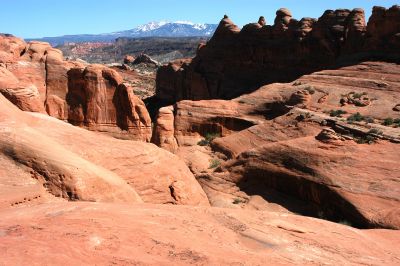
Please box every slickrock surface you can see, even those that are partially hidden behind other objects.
[0,34,152,141]
[156,6,400,103]
[153,61,400,229]
[0,94,208,207]
[1,202,400,265]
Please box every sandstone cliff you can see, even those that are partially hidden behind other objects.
[0,35,152,141]
[156,6,400,103]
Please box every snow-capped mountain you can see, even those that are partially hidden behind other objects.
[27,21,218,46]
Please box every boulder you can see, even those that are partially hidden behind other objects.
[123,55,135,64]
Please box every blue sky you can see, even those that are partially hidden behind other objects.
[0,0,398,38]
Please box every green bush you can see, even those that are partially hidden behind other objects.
[350,92,367,99]
[329,109,347,117]
[205,133,220,142]
[347,112,364,122]
[383,118,394,126]
[197,132,221,146]
[209,159,221,169]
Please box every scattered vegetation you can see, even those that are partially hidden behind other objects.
[347,112,365,122]
[381,117,400,127]
[209,159,221,169]
[340,92,371,107]
[329,109,347,117]
[383,118,394,126]
[197,132,221,146]
[351,92,367,99]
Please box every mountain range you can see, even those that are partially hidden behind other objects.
[26,21,218,46]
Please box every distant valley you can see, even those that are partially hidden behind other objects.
[26,21,217,46]
[57,36,209,64]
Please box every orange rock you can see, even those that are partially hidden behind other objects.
[0,202,399,265]
[0,93,209,206]
[0,35,153,141]
[151,105,178,153]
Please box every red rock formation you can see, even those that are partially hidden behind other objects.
[123,55,135,64]
[67,64,152,141]
[151,105,178,153]
[0,35,152,141]
[153,61,400,229]
[156,6,400,104]
[0,93,209,206]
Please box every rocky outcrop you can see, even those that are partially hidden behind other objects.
[153,61,400,229]
[0,93,209,206]
[67,65,152,140]
[0,94,142,204]
[0,35,152,141]
[151,105,178,153]
[123,54,135,64]
[156,6,400,104]
[132,53,159,66]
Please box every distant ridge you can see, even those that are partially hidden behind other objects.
[26,21,218,46]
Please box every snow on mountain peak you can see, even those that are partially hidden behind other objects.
[135,21,168,32]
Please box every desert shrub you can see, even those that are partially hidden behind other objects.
[347,112,364,122]
[329,109,347,117]
[209,159,221,169]
[197,132,221,146]
[351,92,367,99]
[383,118,394,126]
[205,133,220,142]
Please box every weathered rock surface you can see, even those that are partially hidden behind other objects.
[67,64,152,140]
[0,94,209,206]
[156,6,400,103]
[151,105,178,153]
[0,35,152,141]
[1,202,399,265]
[154,61,400,229]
